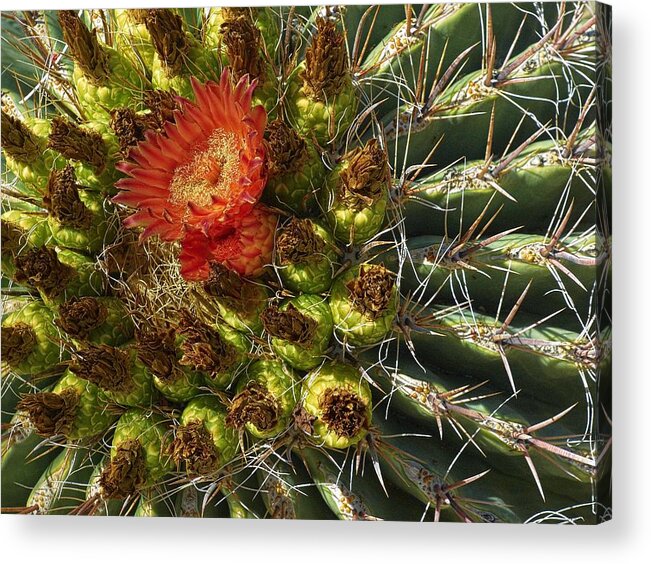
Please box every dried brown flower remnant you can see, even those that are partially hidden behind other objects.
[14,247,75,300]
[110,108,155,157]
[56,296,108,339]
[339,139,390,209]
[170,420,220,476]
[276,218,325,265]
[177,311,238,375]
[17,388,80,438]
[145,9,189,76]
[142,89,181,129]
[135,322,178,382]
[302,18,349,100]
[99,439,146,499]
[346,265,396,320]
[318,388,368,438]
[70,344,132,393]
[58,11,109,82]
[227,381,280,432]
[1,322,37,366]
[264,120,308,178]
[44,165,93,229]
[261,303,317,345]
[48,117,107,172]
[1,110,43,162]
[220,16,265,81]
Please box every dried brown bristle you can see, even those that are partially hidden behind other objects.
[70,344,132,393]
[99,439,147,499]
[1,110,44,162]
[14,247,75,300]
[58,11,109,83]
[264,120,308,178]
[220,16,265,81]
[169,420,220,476]
[48,117,107,172]
[43,165,93,229]
[145,9,189,76]
[260,303,317,345]
[1,322,37,367]
[302,17,349,100]
[318,387,368,438]
[339,139,390,209]
[276,218,325,265]
[56,296,108,339]
[17,388,80,438]
[346,265,396,320]
[227,381,280,432]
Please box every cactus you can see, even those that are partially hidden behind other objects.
[1,4,611,523]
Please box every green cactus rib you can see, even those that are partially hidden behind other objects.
[404,307,605,415]
[383,33,595,173]
[1,419,62,510]
[26,446,101,515]
[383,232,604,331]
[298,446,428,521]
[400,133,599,238]
[360,3,541,118]
[255,457,335,520]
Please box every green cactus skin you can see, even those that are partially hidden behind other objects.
[264,142,325,217]
[384,233,602,331]
[264,294,333,371]
[1,300,67,376]
[361,3,540,117]
[48,189,116,254]
[402,136,599,238]
[299,446,427,521]
[70,345,155,408]
[53,371,118,438]
[55,296,134,347]
[322,160,389,246]
[26,447,100,515]
[287,62,357,147]
[229,360,297,440]
[176,395,238,474]
[385,51,590,173]
[109,409,174,489]
[301,363,372,449]
[329,264,398,347]
[73,47,147,120]
[256,457,335,519]
[275,219,337,295]
[1,418,61,509]
[152,367,202,404]
[1,211,53,280]
[213,284,270,336]
[113,10,156,73]
[199,324,251,390]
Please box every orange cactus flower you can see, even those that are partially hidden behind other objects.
[113,70,267,242]
[179,205,277,280]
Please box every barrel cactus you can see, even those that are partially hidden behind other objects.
[1,4,611,524]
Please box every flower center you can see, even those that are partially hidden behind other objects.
[169,128,241,209]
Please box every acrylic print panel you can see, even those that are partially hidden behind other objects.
[0,3,611,523]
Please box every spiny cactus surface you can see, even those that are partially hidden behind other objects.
[1,4,611,523]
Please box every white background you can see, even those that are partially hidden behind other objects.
[1,0,649,562]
